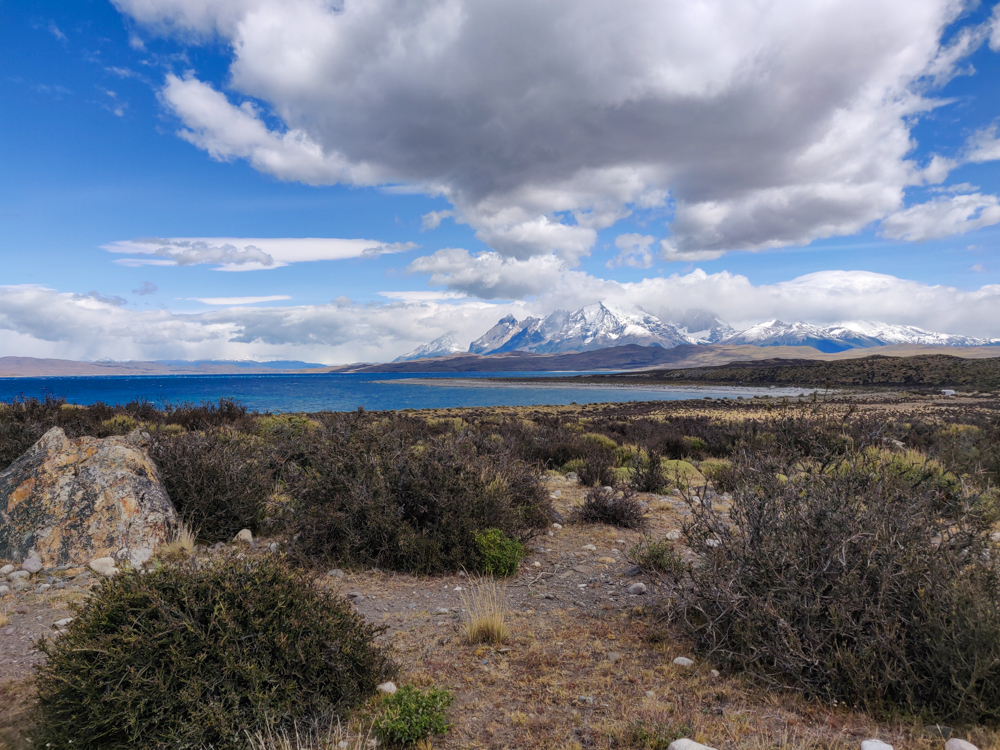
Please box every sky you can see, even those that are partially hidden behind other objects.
[2,0,1000,364]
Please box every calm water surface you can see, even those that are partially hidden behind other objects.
[0,372,812,413]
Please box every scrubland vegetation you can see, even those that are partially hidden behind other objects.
[2,391,1000,747]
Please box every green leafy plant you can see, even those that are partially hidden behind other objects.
[373,686,454,747]
[474,528,524,576]
[33,556,396,750]
[629,537,685,576]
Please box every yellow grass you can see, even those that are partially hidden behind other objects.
[161,521,197,556]
[0,609,7,628]
[245,719,374,750]
[459,576,509,645]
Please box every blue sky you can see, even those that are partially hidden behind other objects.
[2,0,1000,363]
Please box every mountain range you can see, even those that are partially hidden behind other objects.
[395,302,999,361]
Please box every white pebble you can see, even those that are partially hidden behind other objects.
[628,582,647,595]
[945,740,979,750]
[0,565,14,576]
[377,681,397,695]
[668,740,717,750]
[861,741,894,750]
[233,528,253,544]
[582,544,597,551]
[552,523,563,529]
[673,656,695,667]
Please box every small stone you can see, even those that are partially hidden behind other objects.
[709,669,720,678]
[88,557,119,578]
[434,607,451,614]
[543,593,555,599]
[21,557,43,574]
[8,570,29,582]
[0,565,14,576]
[233,529,253,544]
[377,681,397,695]
[945,740,979,750]
[532,561,541,567]
[665,530,682,541]
[577,695,595,705]
[15,605,28,614]
[0,585,8,596]
[860,741,894,750]
[644,690,655,699]
[991,532,1000,543]
[337,742,349,749]
[13,580,29,591]
[347,591,364,601]
[53,618,73,629]
[628,582,647,595]
[35,583,51,593]
[705,539,721,548]
[582,544,597,551]
[328,569,345,578]
[606,651,622,663]
[268,542,279,553]
[602,486,613,492]
[566,472,578,482]
[624,565,642,577]
[673,656,695,667]
[668,741,717,750]
[458,570,466,577]
[552,523,563,529]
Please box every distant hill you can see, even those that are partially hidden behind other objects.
[0,358,326,377]
[581,354,1000,390]
[324,343,1000,374]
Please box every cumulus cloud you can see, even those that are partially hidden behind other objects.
[408,249,568,299]
[421,210,454,230]
[609,234,655,269]
[105,236,409,270]
[1,270,999,363]
[115,0,1000,260]
[879,193,1000,241]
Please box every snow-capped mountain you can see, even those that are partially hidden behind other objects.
[469,302,691,354]
[393,332,466,362]
[672,308,735,344]
[722,320,999,352]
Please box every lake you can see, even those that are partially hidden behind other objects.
[0,372,813,413]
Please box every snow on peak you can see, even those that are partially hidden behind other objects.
[393,331,466,362]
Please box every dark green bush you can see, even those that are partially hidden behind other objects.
[287,417,550,574]
[629,448,666,493]
[475,528,525,576]
[150,429,277,542]
[573,485,646,529]
[372,685,454,747]
[33,556,395,750]
[666,448,1000,722]
[629,537,684,575]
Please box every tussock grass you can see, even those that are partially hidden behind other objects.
[0,608,8,628]
[246,718,374,750]
[460,576,509,645]
[160,520,196,556]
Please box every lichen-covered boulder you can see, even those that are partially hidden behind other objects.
[0,427,178,568]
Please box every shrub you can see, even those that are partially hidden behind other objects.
[665,448,1000,722]
[573,486,646,529]
[474,528,524,576]
[33,556,396,750]
[629,537,685,576]
[150,429,277,542]
[577,440,617,487]
[288,419,549,574]
[372,686,454,748]
[630,448,666,493]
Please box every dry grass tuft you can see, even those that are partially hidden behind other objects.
[245,718,374,750]
[160,521,197,556]
[460,576,509,645]
[0,609,8,628]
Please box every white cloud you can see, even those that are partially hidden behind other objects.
[990,3,1000,52]
[116,0,997,259]
[421,210,454,230]
[132,281,158,296]
[47,21,67,41]
[966,124,1000,164]
[190,295,291,305]
[609,234,654,269]
[1,270,999,364]
[105,236,410,270]
[408,249,568,299]
[879,193,1000,241]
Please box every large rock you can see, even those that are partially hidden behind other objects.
[0,427,177,568]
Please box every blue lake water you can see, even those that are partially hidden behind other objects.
[0,372,812,413]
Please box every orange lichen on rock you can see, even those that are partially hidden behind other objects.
[0,427,177,568]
